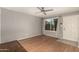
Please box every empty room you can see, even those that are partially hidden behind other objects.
[0,7,79,52]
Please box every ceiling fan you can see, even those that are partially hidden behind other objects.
[37,7,53,15]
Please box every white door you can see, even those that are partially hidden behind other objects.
[63,15,78,42]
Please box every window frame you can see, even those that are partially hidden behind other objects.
[44,17,58,31]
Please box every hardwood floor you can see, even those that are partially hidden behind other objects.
[0,35,79,52]
[18,35,79,52]
[0,40,26,52]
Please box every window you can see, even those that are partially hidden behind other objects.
[45,18,58,31]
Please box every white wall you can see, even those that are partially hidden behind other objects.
[62,14,79,42]
[0,8,1,43]
[1,8,42,43]
[57,16,63,39]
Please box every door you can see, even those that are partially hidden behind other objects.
[63,15,78,41]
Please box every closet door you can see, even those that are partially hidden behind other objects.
[63,15,78,41]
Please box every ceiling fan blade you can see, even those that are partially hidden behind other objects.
[37,7,42,10]
[45,9,53,12]
[37,7,52,15]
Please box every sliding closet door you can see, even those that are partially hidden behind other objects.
[63,15,78,42]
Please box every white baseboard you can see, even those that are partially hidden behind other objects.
[0,34,42,44]
[62,39,77,42]
[0,40,16,44]
[17,34,42,41]
[43,34,58,38]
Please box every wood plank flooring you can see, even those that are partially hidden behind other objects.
[0,35,79,52]
[0,40,26,52]
[18,35,79,52]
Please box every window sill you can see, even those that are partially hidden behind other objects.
[44,30,57,32]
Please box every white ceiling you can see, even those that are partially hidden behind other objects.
[4,7,79,18]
